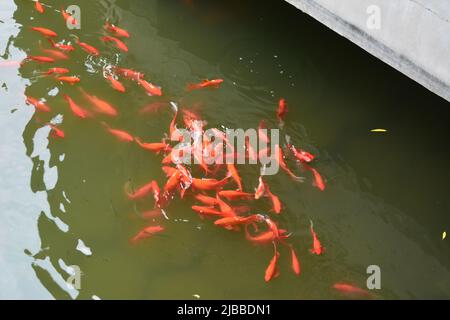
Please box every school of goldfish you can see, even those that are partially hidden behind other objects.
[13,0,371,298]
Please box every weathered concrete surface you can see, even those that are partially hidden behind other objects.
[285,0,450,102]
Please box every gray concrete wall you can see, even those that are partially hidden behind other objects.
[285,0,450,102]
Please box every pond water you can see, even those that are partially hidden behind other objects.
[0,0,449,299]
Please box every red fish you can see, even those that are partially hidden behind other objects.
[40,46,69,60]
[290,247,300,275]
[31,27,57,38]
[127,181,155,200]
[76,39,100,56]
[217,190,253,201]
[192,175,230,191]
[139,102,168,114]
[193,194,218,206]
[138,78,162,96]
[254,176,265,200]
[102,123,134,142]
[48,39,75,52]
[264,247,280,282]
[61,7,77,25]
[226,163,243,191]
[307,165,325,191]
[187,79,223,91]
[35,1,45,13]
[135,138,170,153]
[44,67,70,76]
[163,170,181,193]
[27,55,55,63]
[277,98,288,120]
[101,36,129,52]
[105,22,130,38]
[25,96,51,112]
[265,184,282,214]
[289,144,315,163]
[56,76,80,85]
[309,220,325,255]
[214,215,262,228]
[113,67,143,81]
[141,208,164,220]
[215,195,236,217]
[81,90,117,116]
[333,283,371,298]
[48,124,65,139]
[63,94,89,119]
[275,144,303,181]
[105,75,125,93]
[130,225,164,244]
[162,166,178,177]
[191,205,224,217]
[245,229,276,245]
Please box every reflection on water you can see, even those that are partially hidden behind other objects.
[0,0,448,299]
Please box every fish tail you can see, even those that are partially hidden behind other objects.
[186,83,198,91]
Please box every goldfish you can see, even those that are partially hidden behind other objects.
[25,96,51,112]
[309,166,325,191]
[217,190,253,201]
[113,67,143,81]
[163,170,181,193]
[81,90,118,116]
[187,79,224,91]
[139,102,168,114]
[169,110,178,139]
[289,144,315,163]
[31,27,57,38]
[56,76,80,85]
[214,215,262,228]
[130,225,164,244]
[40,46,69,60]
[44,67,70,76]
[309,220,325,255]
[63,94,89,119]
[48,39,75,52]
[333,283,371,298]
[127,181,155,200]
[48,124,65,139]
[27,55,55,63]
[61,8,77,25]
[226,163,243,191]
[162,166,178,177]
[34,1,45,13]
[193,194,218,206]
[245,229,276,244]
[254,176,265,199]
[138,78,162,96]
[141,208,164,220]
[191,175,230,191]
[290,247,300,275]
[265,183,282,214]
[191,205,225,217]
[275,144,304,181]
[101,36,129,52]
[102,123,134,142]
[76,38,100,56]
[105,75,126,93]
[215,195,236,217]
[277,98,288,120]
[264,247,280,282]
[135,138,170,153]
[104,22,130,38]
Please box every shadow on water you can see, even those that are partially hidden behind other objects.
[0,0,448,298]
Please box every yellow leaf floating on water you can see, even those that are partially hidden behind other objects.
[370,129,388,133]
[443,231,447,240]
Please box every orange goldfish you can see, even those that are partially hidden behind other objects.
[101,36,129,52]
[31,27,57,38]
[192,175,230,191]
[56,76,80,85]
[102,123,134,142]
[27,55,55,63]
[289,144,315,163]
[48,124,65,139]
[127,181,155,200]
[105,75,125,93]
[81,90,118,116]
[35,1,45,13]
[48,39,75,52]
[138,78,162,96]
[135,138,170,153]
[217,190,253,201]
[277,98,288,120]
[63,94,89,119]
[264,247,280,282]
[44,67,70,76]
[191,205,225,217]
[61,8,77,25]
[254,176,265,200]
[264,183,282,214]
[290,247,300,276]
[130,225,164,244]
[76,38,100,56]
[193,194,218,206]
[187,79,223,91]
[25,96,51,112]
[226,163,243,191]
[309,220,325,255]
[333,283,371,298]
[105,22,130,38]
[113,67,143,81]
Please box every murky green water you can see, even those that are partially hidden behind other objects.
[0,0,449,299]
